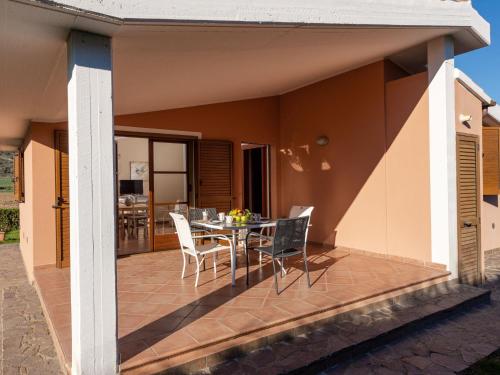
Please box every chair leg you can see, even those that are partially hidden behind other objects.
[276,259,287,277]
[259,252,262,266]
[272,258,279,295]
[213,252,217,275]
[181,252,187,279]
[303,248,311,288]
[195,258,201,287]
[246,247,250,286]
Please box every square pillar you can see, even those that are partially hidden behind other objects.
[67,30,118,374]
[427,36,458,277]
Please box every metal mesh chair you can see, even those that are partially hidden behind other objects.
[256,206,314,271]
[188,207,217,222]
[246,217,311,294]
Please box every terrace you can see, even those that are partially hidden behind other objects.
[35,245,448,373]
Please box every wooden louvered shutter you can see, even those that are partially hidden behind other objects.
[456,134,481,285]
[482,127,500,195]
[197,140,233,212]
[54,131,70,268]
[13,152,24,202]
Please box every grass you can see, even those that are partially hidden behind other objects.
[0,229,19,244]
[0,177,13,193]
[460,348,500,375]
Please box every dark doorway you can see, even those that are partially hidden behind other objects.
[242,143,270,217]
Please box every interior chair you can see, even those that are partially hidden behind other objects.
[170,213,233,287]
[131,204,149,239]
[245,217,311,295]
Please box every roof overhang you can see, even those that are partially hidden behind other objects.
[0,0,491,150]
[14,0,491,47]
[454,69,496,108]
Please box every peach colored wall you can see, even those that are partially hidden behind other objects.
[481,197,500,252]
[454,81,485,275]
[19,98,281,271]
[18,122,69,275]
[279,62,434,262]
[115,97,281,215]
[279,62,387,250]
[386,73,431,261]
[481,105,500,252]
[455,81,500,254]
[19,129,34,281]
[20,61,444,269]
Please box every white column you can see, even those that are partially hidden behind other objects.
[67,30,118,374]
[427,36,458,277]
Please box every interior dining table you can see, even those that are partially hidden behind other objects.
[191,219,277,285]
[118,203,149,239]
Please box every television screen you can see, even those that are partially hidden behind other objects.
[120,180,143,195]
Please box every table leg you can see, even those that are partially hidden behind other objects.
[231,230,238,286]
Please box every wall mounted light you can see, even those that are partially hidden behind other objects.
[459,114,472,124]
[316,135,329,146]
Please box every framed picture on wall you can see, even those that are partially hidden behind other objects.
[130,161,149,180]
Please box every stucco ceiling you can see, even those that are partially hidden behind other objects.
[0,0,490,149]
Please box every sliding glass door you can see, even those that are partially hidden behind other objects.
[151,140,189,250]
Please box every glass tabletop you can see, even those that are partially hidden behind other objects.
[191,219,276,231]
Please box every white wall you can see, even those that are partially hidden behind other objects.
[116,137,149,194]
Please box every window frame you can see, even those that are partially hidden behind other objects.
[13,150,25,203]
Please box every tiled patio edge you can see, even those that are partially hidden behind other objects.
[120,273,452,374]
[344,247,447,271]
[32,279,71,374]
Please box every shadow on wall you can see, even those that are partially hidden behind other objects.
[484,195,499,207]
[279,61,428,247]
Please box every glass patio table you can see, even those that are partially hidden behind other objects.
[191,219,276,286]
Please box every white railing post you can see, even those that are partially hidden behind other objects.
[427,36,458,277]
[67,30,118,374]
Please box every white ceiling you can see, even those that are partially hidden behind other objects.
[0,0,488,149]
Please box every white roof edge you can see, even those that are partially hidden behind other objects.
[454,68,495,107]
[467,6,491,46]
[487,106,500,125]
[15,0,490,50]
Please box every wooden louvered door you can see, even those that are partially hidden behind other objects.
[54,131,70,268]
[456,133,482,285]
[197,140,233,212]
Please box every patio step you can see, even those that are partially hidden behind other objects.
[195,280,490,375]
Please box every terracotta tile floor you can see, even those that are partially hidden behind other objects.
[34,245,448,372]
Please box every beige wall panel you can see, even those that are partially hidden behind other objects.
[385,72,432,262]
[279,61,388,250]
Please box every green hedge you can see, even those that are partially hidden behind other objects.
[0,208,19,232]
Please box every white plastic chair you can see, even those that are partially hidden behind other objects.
[170,212,234,287]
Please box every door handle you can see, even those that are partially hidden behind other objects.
[52,197,66,209]
[464,221,473,227]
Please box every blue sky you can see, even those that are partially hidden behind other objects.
[455,1,500,101]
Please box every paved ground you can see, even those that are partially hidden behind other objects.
[0,244,62,375]
[1,242,499,375]
[321,249,500,375]
[206,251,500,375]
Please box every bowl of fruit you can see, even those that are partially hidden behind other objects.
[229,209,252,224]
